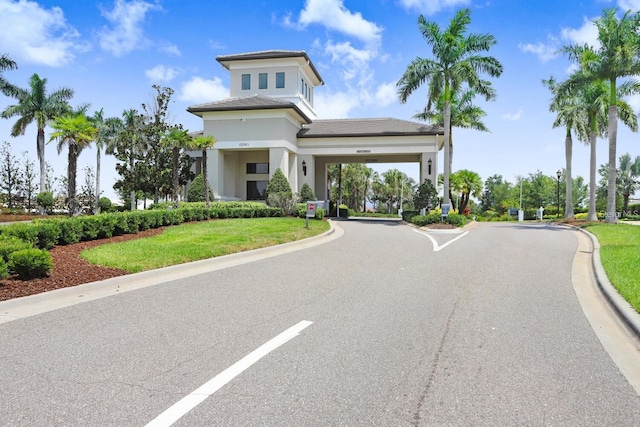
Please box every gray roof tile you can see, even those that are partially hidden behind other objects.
[187,95,312,123]
[297,118,442,137]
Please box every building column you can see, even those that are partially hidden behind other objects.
[269,147,289,180]
[208,149,222,199]
[420,152,436,186]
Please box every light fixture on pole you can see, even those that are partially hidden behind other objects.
[302,160,307,176]
[428,158,432,175]
[556,169,562,219]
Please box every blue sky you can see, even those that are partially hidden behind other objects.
[1,0,639,200]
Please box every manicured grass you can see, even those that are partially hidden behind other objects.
[585,223,640,313]
[81,217,330,273]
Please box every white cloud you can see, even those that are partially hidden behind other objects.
[179,76,228,103]
[626,94,640,112]
[314,90,361,119]
[560,16,599,46]
[145,65,179,82]
[398,0,470,15]
[0,0,88,67]
[159,42,181,56]
[296,0,382,46]
[618,0,640,12]
[374,82,397,107]
[518,41,558,63]
[502,109,523,121]
[98,0,162,57]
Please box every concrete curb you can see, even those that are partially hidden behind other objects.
[0,220,343,324]
[573,226,640,340]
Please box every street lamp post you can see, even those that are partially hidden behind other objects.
[556,169,562,219]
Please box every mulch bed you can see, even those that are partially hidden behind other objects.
[0,227,167,302]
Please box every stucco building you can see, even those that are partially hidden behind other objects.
[187,50,443,201]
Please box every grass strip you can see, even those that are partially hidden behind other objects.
[586,223,640,313]
[81,217,330,273]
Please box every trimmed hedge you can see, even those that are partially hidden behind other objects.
[0,235,34,262]
[409,213,468,227]
[0,203,286,250]
[8,248,53,280]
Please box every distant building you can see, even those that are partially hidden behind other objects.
[187,50,443,201]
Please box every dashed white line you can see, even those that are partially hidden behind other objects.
[413,229,469,251]
[145,320,313,427]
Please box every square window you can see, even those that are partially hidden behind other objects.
[242,74,250,90]
[276,72,285,88]
[259,73,267,89]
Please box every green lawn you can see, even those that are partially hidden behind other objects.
[585,223,640,313]
[81,217,330,273]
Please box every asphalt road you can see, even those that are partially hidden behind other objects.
[1,220,640,426]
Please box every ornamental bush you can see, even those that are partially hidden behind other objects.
[0,236,34,262]
[265,168,292,202]
[8,248,53,280]
[187,174,214,202]
[299,183,315,203]
[0,258,8,280]
[98,197,112,213]
[36,191,55,214]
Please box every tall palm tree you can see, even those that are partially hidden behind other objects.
[542,76,588,219]
[49,113,97,216]
[190,135,216,208]
[1,73,74,212]
[560,8,640,223]
[397,8,503,206]
[416,88,491,201]
[557,41,640,221]
[161,126,191,207]
[89,109,120,213]
[0,53,19,97]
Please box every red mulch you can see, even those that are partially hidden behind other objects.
[0,227,167,302]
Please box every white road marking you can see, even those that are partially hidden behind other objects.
[145,320,313,427]
[413,229,469,252]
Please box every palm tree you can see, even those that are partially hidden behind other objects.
[161,126,191,207]
[416,88,491,201]
[450,169,482,214]
[49,113,97,216]
[397,8,503,206]
[557,40,640,221]
[619,153,640,215]
[190,135,216,208]
[0,53,19,97]
[1,73,74,212]
[542,76,588,219]
[89,109,120,213]
[560,8,640,223]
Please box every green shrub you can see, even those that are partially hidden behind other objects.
[8,248,53,280]
[32,220,61,249]
[410,213,442,226]
[265,168,292,202]
[0,258,8,280]
[36,191,55,214]
[299,183,315,203]
[187,174,214,202]
[0,236,34,262]
[98,197,112,213]
[446,213,467,227]
[2,223,39,246]
[58,219,83,245]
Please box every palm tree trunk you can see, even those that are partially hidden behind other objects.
[443,101,451,206]
[37,128,45,215]
[68,143,77,216]
[587,132,598,221]
[172,147,179,208]
[130,153,135,211]
[564,131,574,218]
[605,105,618,223]
[203,149,210,208]
[95,146,101,214]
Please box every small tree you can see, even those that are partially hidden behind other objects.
[187,174,213,202]
[21,152,38,211]
[78,166,97,214]
[413,179,438,212]
[299,183,315,203]
[36,191,54,214]
[0,141,22,209]
[265,168,292,201]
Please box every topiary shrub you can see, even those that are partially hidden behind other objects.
[98,197,112,213]
[36,191,55,214]
[0,235,34,262]
[299,183,315,203]
[2,223,39,246]
[32,220,61,249]
[267,192,300,216]
[8,248,53,280]
[187,174,214,202]
[265,168,292,202]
